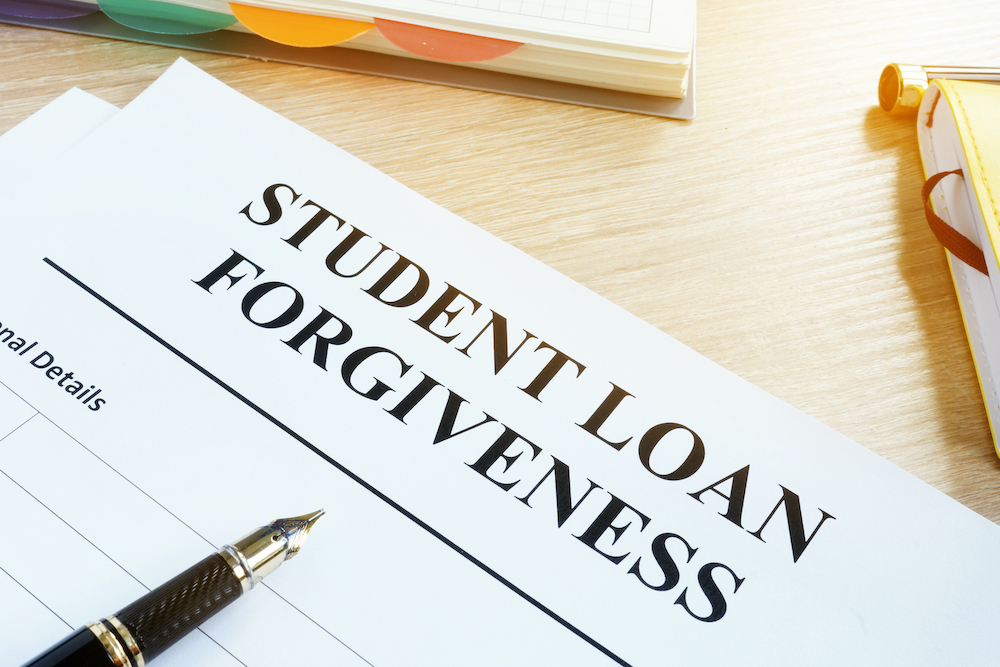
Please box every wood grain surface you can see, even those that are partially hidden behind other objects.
[2,0,1000,520]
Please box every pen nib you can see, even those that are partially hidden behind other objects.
[271,509,324,560]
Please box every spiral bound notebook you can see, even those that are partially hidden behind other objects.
[917,80,1000,456]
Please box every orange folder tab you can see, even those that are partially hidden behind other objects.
[230,4,373,47]
[374,18,521,62]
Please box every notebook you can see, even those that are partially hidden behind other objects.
[0,0,695,116]
[916,79,1000,455]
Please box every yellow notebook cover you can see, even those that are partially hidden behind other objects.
[917,79,1000,456]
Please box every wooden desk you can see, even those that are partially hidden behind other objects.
[1,0,999,521]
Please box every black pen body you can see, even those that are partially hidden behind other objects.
[20,511,323,667]
[21,552,243,667]
[20,627,114,667]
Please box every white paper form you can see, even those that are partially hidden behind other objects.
[0,76,619,667]
[0,89,370,667]
[0,88,117,181]
[0,87,122,664]
[3,59,1000,667]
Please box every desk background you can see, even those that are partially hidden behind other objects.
[2,0,1000,520]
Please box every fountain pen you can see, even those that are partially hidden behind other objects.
[21,510,324,667]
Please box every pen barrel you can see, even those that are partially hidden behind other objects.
[113,552,243,663]
[19,627,117,667]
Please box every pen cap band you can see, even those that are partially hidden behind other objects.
[105,616,144,667]
[86,621,136,667]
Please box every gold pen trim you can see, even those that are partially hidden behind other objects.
[880,63,1000,114]
[879,63,928,114]
[86,620,133,667]
[219,544,254,594]
[106,615,145,667]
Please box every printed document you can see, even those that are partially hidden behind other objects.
[2,60,1000,666]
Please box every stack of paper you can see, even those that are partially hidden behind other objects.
[3,60,1000,667]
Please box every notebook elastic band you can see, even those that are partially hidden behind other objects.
[922,169,989,275]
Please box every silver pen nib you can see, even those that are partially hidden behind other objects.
[270,509,325,560]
